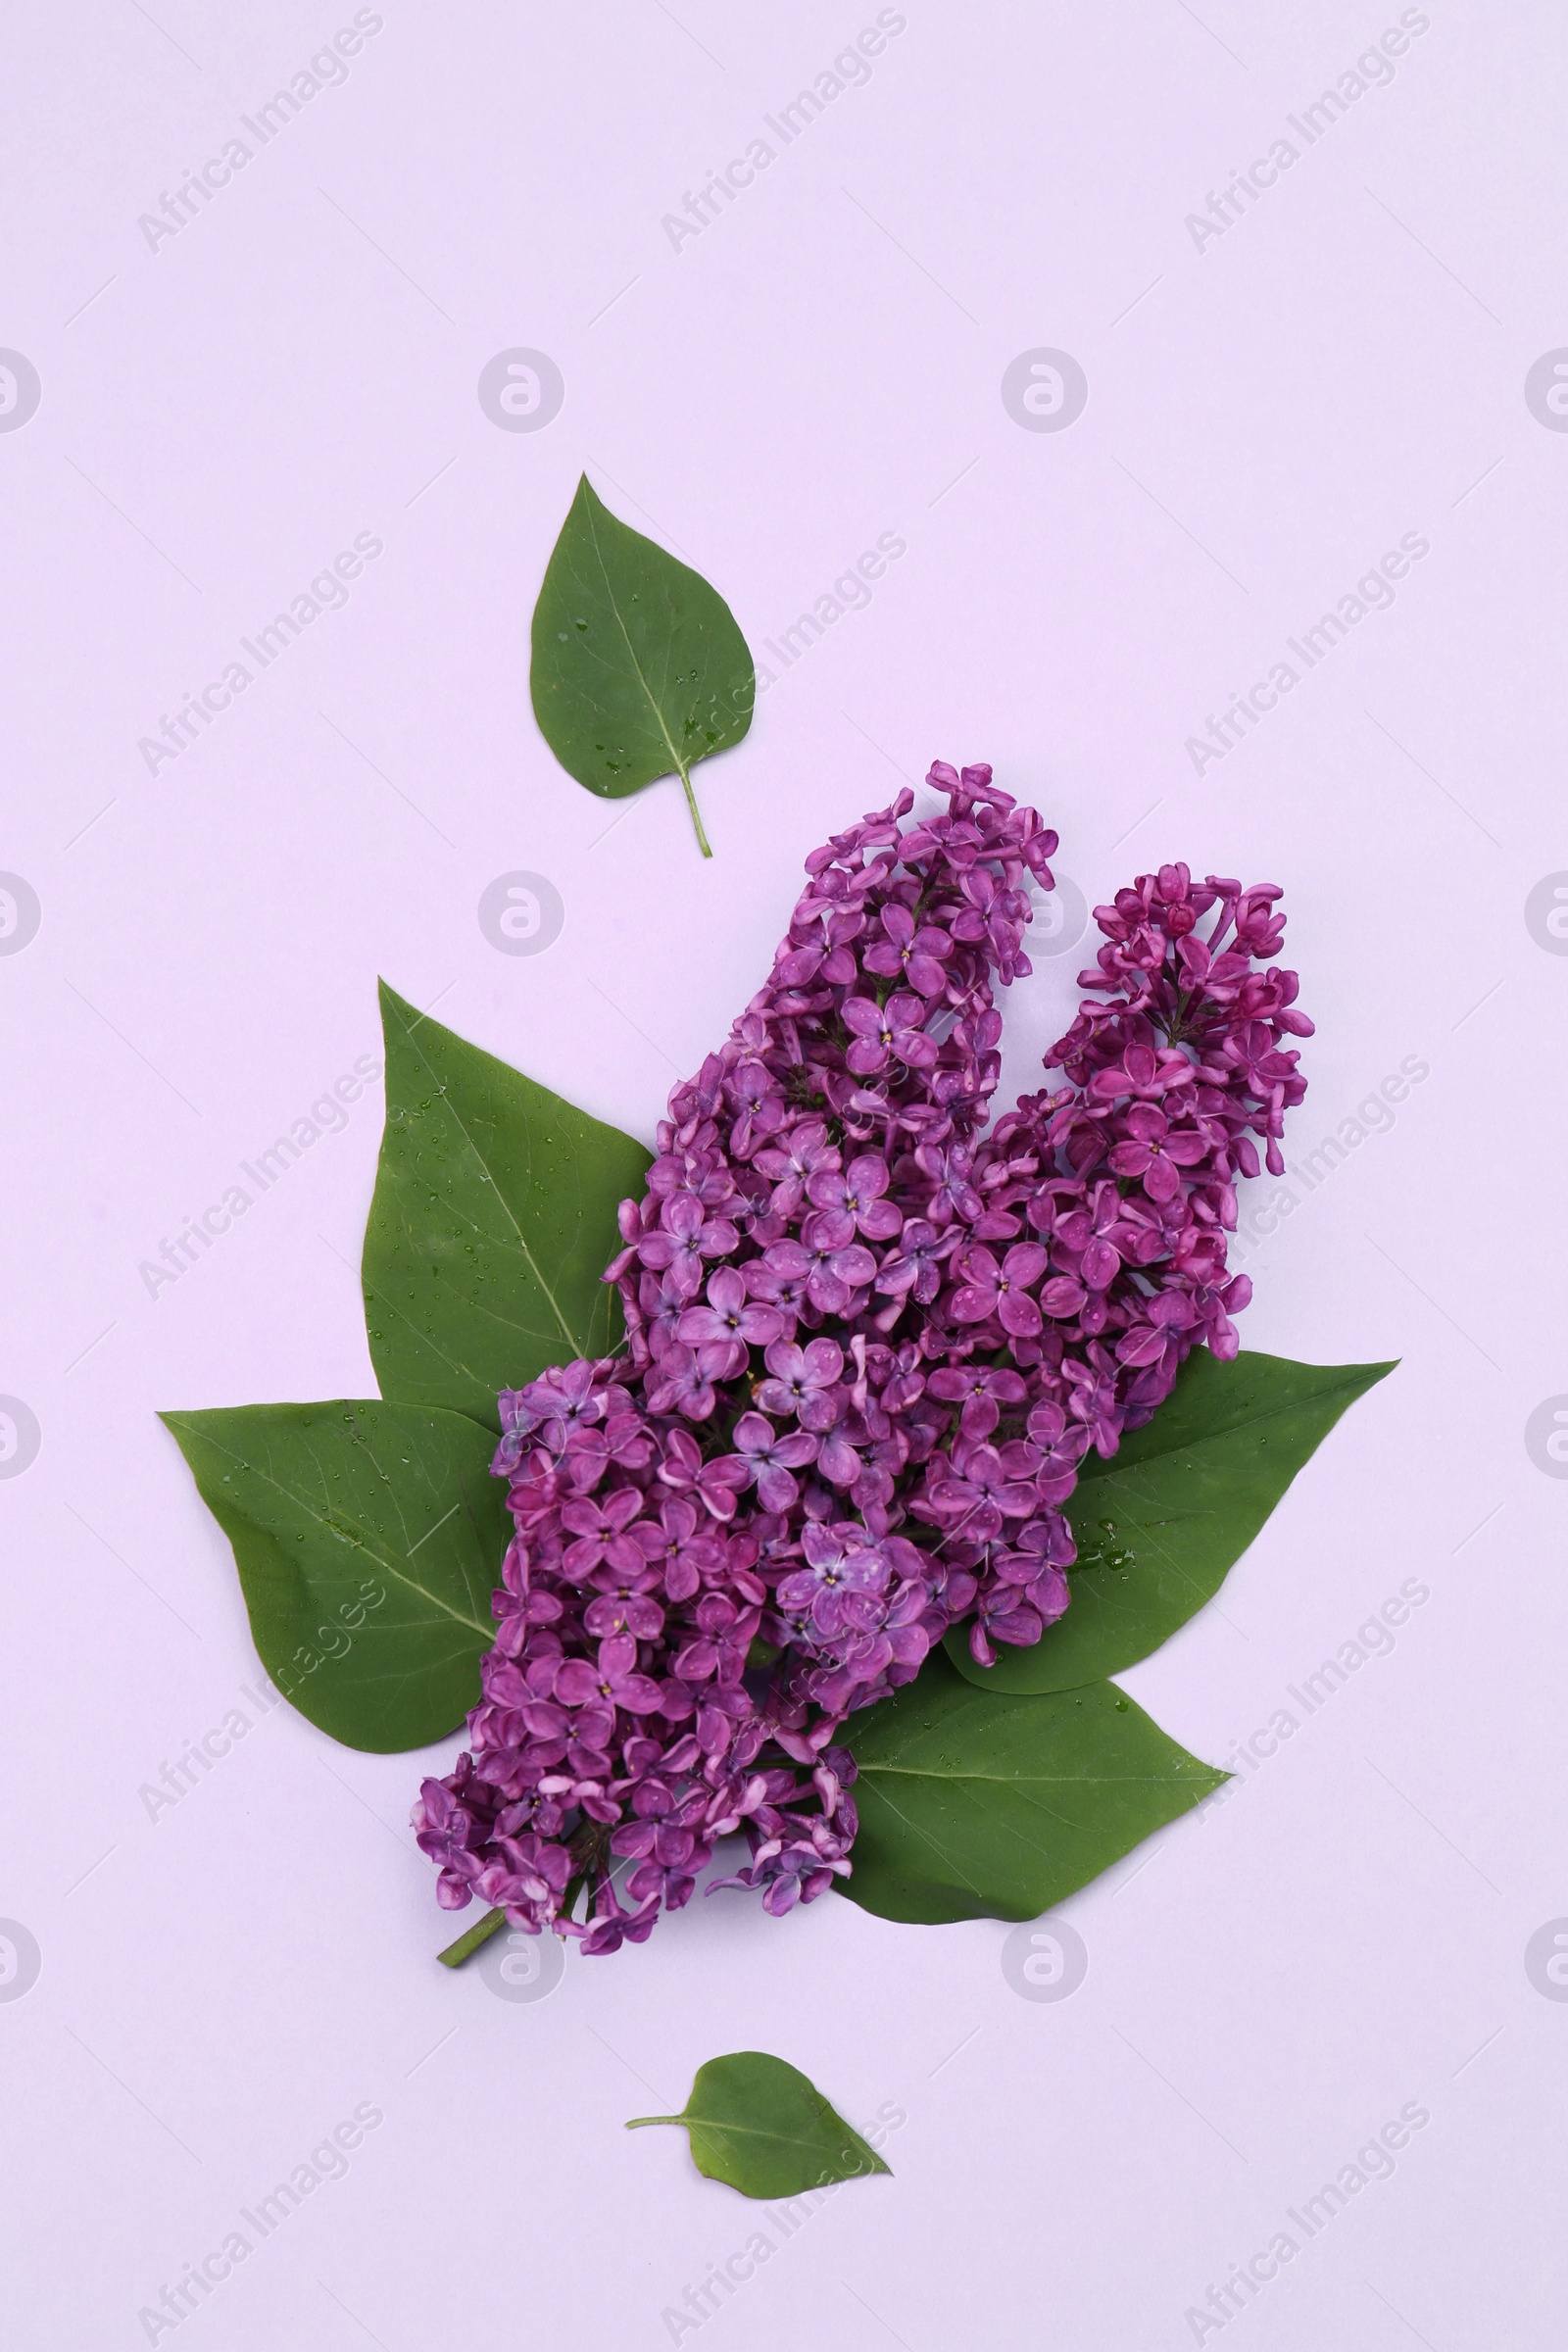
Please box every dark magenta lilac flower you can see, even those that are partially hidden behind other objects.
[414,773,1310,1954]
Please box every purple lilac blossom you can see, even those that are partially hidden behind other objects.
[413,782,1309,1952]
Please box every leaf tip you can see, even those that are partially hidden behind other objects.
[821,2146,892,2182]
[376,975,418,1029]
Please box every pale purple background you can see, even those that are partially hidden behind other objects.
[2,3,1565,2345]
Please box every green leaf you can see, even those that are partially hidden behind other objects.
[944,1349,1396,1696]
[530,473,755,857]
[363,981,651,1431]
[627,2053,891,2200]
[161,1398,509,1751]
[841,1652,1225,1925]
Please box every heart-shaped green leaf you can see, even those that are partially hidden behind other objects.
[944,1349,1396,1696]
[363,981,651,1431]
[161,1398,507,1751]
[840,1652,1225,1925]
[627,2053,891,2199]
[530,473,755,857]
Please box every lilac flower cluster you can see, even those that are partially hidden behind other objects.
[414,773,1310,1953]
[959,863,1315,1547]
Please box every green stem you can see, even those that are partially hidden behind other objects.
[624,2114,679,2130]
[436,1904,508,1968]
[677,760,713,858]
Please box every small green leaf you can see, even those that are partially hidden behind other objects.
[945,1349,1396,1695]
[627,2054,891,2199]
[530,473,755,857]
[161,1399,508,1751]
[841,1652,1225,1925]
[363,981,651,1431]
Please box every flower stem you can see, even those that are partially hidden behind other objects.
[677,760,713,858]
[436,1904,508,1968]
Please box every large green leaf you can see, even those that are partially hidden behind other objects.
[363,982,651,1430]
[944,1349,1396,1696]
[841,1652,1224,1925]
[530,473,754,857]
[627,2054,890,2199]
[161,1399,507,1751]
